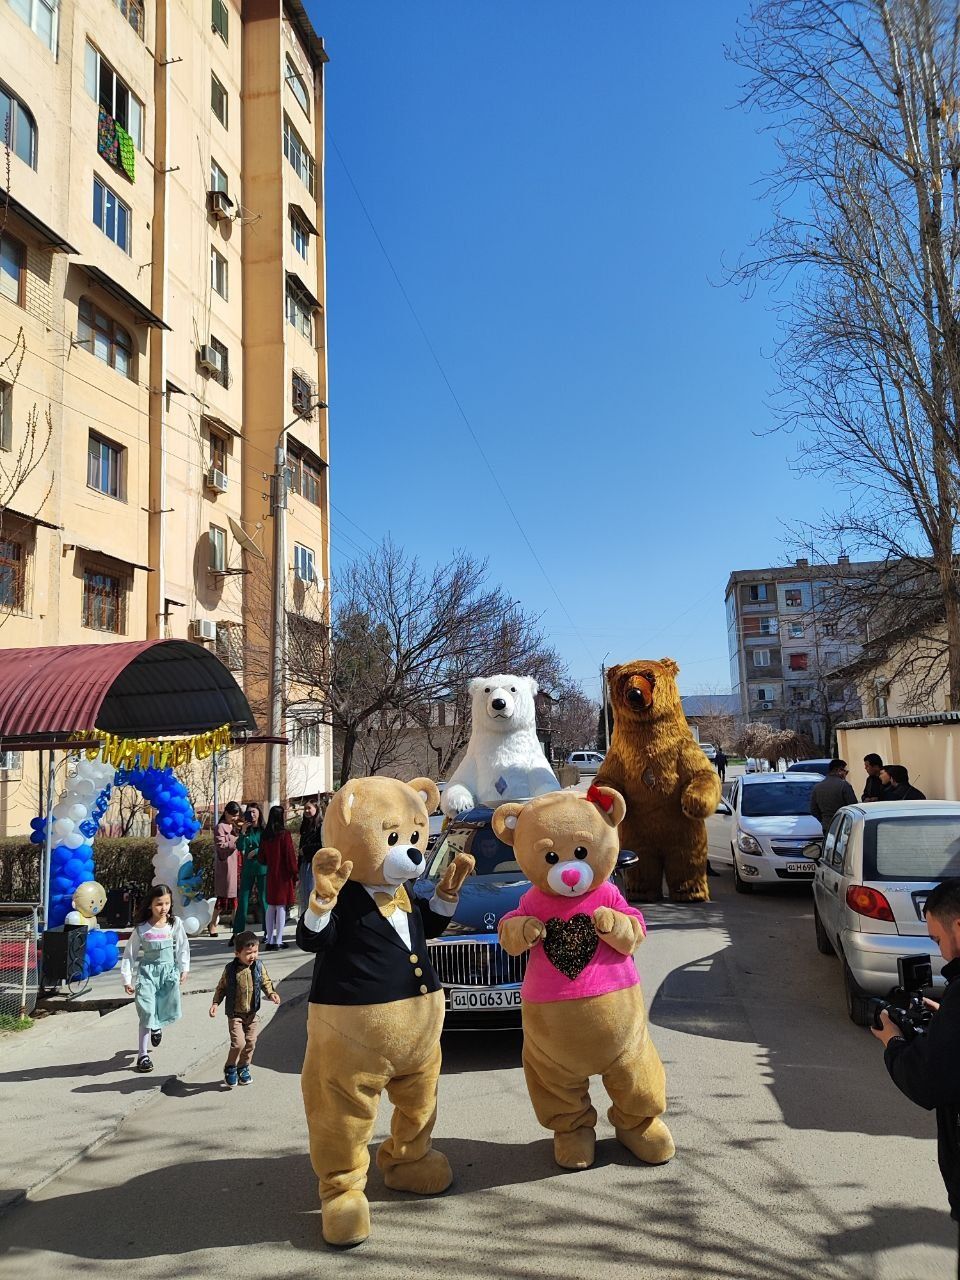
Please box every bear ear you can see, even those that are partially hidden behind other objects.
[606,663,621,682]
[329,784,355,826]
[526,677,539,696]
[491,802,523,847]
[468,676,488,694]
[407,777,440,813]
[586,784,626,828]
[659,657,680,677]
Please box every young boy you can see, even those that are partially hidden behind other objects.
[209,930,281,1087]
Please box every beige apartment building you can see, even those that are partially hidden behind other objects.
[0,0,331,834]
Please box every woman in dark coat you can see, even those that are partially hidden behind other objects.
[298,799,324,915]
[261,805,298,950]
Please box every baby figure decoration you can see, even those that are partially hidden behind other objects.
[65,881,108,927]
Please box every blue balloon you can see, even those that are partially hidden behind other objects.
[30,816,45,831]
[29,831,44,844]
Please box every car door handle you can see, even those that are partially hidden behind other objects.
[831,881,838,894]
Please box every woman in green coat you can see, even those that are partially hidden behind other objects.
[231,802,267,944]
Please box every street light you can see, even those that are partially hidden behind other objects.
[267,396,328,807]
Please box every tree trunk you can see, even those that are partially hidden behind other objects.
[338,728,357,788]
[941,575,960,710]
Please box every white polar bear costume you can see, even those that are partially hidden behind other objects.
[442,675,561,817]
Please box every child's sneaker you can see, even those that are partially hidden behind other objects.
[224,1066,238,1089]
[238,1066,252,1086]
[136,1055,153,1073]
[150,1029,162,1047]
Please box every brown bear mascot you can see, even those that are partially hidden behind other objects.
[595,657,721,902]
[494,786,674,1169]
[297,776,474,1248]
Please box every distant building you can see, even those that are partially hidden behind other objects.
[680,694,741,749]
[724,556,881,748]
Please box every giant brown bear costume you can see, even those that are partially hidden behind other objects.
[595,658,721,902]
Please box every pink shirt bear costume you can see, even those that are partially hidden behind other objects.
[500,882,645,1003]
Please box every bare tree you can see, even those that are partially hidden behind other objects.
[732,1,960,707]
[548,681,600,762]
[688,685,741,752]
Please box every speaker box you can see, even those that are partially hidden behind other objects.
[41,925,88,986]
[101,887,138,928]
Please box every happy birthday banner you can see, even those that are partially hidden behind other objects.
[75,724,233,770]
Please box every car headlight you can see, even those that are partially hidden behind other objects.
[737,831,763,854]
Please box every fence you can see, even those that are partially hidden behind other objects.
[0,904,39,1019]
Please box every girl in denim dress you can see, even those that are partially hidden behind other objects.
[121,884,190,1072]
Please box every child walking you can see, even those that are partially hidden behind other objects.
[260,805,297,950]
[209,930,280,1087]
[121,884,190,1073]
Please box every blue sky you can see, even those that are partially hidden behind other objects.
[309,0,836,700]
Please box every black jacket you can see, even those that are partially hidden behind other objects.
[884,956,960,1219]
[296,879,450,1005]
[810,774,858,833]
[886,783,927,801]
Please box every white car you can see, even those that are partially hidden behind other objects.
[699,742,718,762]
[810,800,959,1023]
[566,750,605,774]
[713,772,823,892]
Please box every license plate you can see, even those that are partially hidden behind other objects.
[449,988,521,1010]
[785,862,813,874]
[915,893,928,914]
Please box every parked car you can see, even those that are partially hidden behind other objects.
[427,782,447,848]
[414,804,636,1024]
[809,800,959,1024]
[712,772,823,892]
[744,757,771,774]
[566,750,605,774]
[699,742,718,762]
[787,758,833,776]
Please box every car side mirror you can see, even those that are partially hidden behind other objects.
[715,800,732,816]
[617,849,639,868]
[803,840,823,862]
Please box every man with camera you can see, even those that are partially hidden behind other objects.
[872,878,960,1265]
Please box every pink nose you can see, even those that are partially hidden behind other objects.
[561,867,581,888]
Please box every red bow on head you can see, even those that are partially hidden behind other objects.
[586,784,613,813]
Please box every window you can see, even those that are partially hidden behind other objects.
[116,0,143,37]
[790,687,807,705]
[291,371,315,417]
[87,432,124,499]
[748,583,768,602]
[293,543,315,583]
[216,621,243,670]
[0,84,37,168]
[209,429,227,474]
[286,279,314,340]
[209,524,226,572]
[286,55,310,118]
[283,116,315,193]
[289,442,323,506]
[208,335,229,387]
[291,720,321,757]
[0,380,11,451]
[823,623,837,637]
[753,687,772,703]
[0,233,25,306]
[211,73,228,127]
[82,568,123,632]
[291,209,310,260]
[0,749,23,774]
[78,298,134,378]
[84,43,143,149]
[0,536,24,611]
[93,176,131,252]
[784,588,802,607]
[9,0,57,52]
[210,159,229,195]
[759,617,779,636]
[752,649,771,668]
[788,652,808,672]
[211,0,228,42]
[875,684,889,718]
[210,248,228,300]
[789,622,804,638]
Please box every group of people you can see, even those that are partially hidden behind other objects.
[810,754,926,833]
[210,801,299,950]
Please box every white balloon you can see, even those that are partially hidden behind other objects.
[67,804,88,823]
[52,802,72,820]
[182,915,201,935]
[77,760,98,781]
[73,779,95,798]
[63,832,85,849]
[53,818,75,839]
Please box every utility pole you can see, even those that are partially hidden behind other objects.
[601,658,611,753]
[266,437,288,810]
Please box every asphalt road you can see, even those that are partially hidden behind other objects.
[0,825,955,1279]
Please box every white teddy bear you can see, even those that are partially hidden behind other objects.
[442,675,561,817]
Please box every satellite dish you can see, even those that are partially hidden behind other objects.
[228,517,266,561]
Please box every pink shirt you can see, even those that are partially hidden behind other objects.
[500,881,645,1004]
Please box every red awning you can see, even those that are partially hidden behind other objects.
[0,639,256,746]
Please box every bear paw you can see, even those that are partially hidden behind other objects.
[554,1128,596,1170]
[442,784,475,817]
[321,1189,370,1248]
[380,1147,453,1195]
[615,1118,676,1165]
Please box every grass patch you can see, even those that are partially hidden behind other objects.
[0,1014,33,1033]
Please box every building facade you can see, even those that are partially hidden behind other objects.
[725,557,880,748]
[0,0,331,834]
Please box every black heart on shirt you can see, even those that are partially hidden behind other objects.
[543,914,598,981]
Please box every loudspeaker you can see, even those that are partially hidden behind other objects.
[101,887,138,928]
[41,925,88,986]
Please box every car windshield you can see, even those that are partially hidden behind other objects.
[741,781,818,817]
[865,816,960,880]
[425,820,522,879]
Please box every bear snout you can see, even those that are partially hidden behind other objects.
[491,697,507,711]
[560,867,580,888]
[407,848,423,867]
[546,859,594,896]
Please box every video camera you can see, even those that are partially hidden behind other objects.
[870,955,936,1042]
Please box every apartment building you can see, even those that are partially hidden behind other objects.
[0,0,331,833]
[724,556,881,748]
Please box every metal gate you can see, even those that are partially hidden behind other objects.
[0,904,40,1019]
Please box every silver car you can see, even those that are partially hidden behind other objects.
[714,772,823,891]
[810,800,960,1023]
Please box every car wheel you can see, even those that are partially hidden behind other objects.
[813,903,835,956]
[733,855,753,895]
[842,956,873,1026]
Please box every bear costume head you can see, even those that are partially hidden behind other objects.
[606,657,684,727]
[491,786,627,899]
[322,776,441,886]
[467,674,539,736]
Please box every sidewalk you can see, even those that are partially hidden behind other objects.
[0,924,313,1216]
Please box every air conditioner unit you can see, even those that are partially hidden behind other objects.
[192,618,218,642]
[208,189,234,220]
[758,700,774,710]
[198,344,221,374]
[206,467,228,493]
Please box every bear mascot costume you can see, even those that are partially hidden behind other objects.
[595,657,721,902]
[297,775,474,1248]
[494,785,674,1170]
[442,674,559,817]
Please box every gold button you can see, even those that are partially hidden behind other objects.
[409,954,418,963]
[419,984,428,994]
[414,967,423,977]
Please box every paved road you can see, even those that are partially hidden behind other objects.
[0,848,954,1279]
